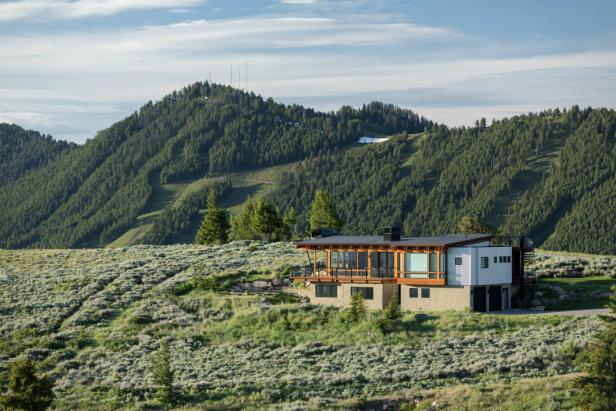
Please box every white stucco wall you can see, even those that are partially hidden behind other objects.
[447,246,512,286]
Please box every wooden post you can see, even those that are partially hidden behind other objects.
[436,251,440,279]
[327,250,331,276]
[367,250,371,278]
[394,251,399,279]
[313,250,317,277]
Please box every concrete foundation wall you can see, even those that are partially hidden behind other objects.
[306,282,398,309]
[400,284,471,311]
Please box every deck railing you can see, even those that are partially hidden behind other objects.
[291,266,370,279]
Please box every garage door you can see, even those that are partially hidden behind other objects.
[488,286,502,311]
[473,286,486,312]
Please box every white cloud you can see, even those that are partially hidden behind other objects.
[0,15,615,141]
[281,0,318,4]
[0,0,203,21]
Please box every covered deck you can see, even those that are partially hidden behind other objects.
[291,234,493,286]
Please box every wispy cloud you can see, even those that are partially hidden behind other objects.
[0,0,203,21]
[0,10,615,142]
[281,0,319,4]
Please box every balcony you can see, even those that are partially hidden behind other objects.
[290,265,394,283]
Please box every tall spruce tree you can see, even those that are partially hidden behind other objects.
[250,198,282,241]
[282,207,297,240]
[308,190,343,232]
[195,190,229,245]
[230,197,257,241]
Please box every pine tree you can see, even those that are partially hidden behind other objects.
[282,207,297,240]
[0,358,55,411]
[195,190,229,245]
[574,288,616,410]
[308,190,343,232]
[230,197,257,241]
[379,293,401,334]
[457,216,497,235]
[151,341,175,404]
[250,198,282,241]
[348,292,367,322]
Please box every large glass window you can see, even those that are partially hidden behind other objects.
[409,253,428,272]
[429,253,437,272]
[480,257,489,269]
[331,251,368,273]
[357,252,368,269]
[351,287,373,300]
[315,284,337,297]
[370,252,394,277]
[440,253,447,272]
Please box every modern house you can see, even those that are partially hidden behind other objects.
[291,228,532,312]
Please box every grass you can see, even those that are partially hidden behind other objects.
[108,162,297,247]
[536,248,616,259]
[195,286,567,346]
[0,243,603,410]
[223,162,296,215]
[398,374,581,411]
[537,275,615,311]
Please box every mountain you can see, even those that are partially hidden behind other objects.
[269,106,616,255]
[0,83,429,248]
[0,123,75,186]
[1,83,615,254]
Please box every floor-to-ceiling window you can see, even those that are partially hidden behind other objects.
[399,252,447,279]
[331,251,368,276]
[370,251,394,277]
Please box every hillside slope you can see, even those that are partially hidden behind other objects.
[0,244,600,409]
[1,82,615,253]
[269,107,616,254]
[0,83,429,248]
[0,123,75,186]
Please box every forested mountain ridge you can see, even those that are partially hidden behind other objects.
[269,106,616,255]
[0,82,430,248]
[1,81,615,253]
[0,123,75,186]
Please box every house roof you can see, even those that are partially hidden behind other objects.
[295,233,493,248]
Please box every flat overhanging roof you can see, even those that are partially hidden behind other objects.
[295,234,493,248]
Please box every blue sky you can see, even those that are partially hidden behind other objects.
[1,0,615,143]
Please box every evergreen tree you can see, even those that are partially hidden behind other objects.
[379,293,401,334]
[575,288,616,410]
[0,358,55,411]
[282,207,298,240]
[195,190,229,245]
[230,197,258,241]
[308,190,343,232]
[457,216,497,235]
[250,198,282,241]
[347,292,367,322]
[151,341,175,404]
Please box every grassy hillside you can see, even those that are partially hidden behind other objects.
[0,243,602,409]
